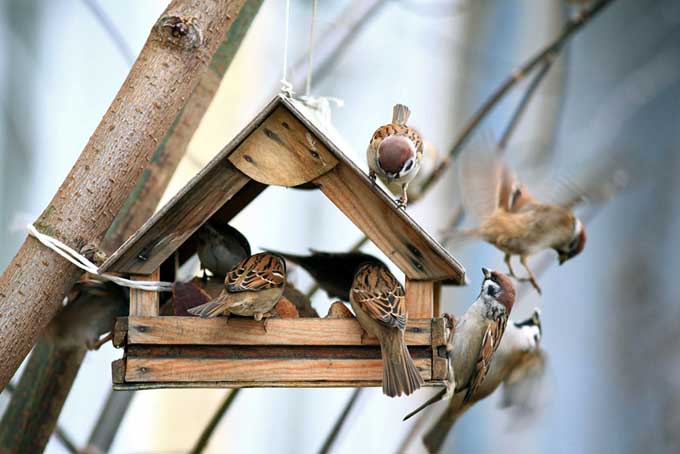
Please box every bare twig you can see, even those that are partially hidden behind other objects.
[319,389,363,454]
[83,390,135,453]
[418,0,618,195]
[189,389,241,454]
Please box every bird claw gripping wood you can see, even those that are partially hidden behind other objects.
[80,242,108,267]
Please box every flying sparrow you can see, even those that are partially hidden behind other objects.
[403,267,515,419]
[196,222,251,277]
[421,309,544,453]
[266,249,385,301]
[45,280,128,350]
[349,263,424,397]
[367,103,423,208]
[450,145,587,294]
[188,252,286,321]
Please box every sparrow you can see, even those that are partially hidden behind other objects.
[188,252,286,321]
[403,267,515,419]
[266,249,385,301]
[45,280,129,350]
[387,137,441,204]
[367,103,424,208]
[349,263,424,397]
[196,222,251,277]
[451,145,587,294]
[421,309,544,453]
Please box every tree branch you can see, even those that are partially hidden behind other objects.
[318,389,363,454]
[0,0,246,392]
[189,389,241,454]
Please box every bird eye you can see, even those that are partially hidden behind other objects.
[403,159,414,172]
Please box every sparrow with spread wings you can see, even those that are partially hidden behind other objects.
[404,268,515,419]
[367,104,423,208]
[449,144,587,294]
[349,263,424,397]
[188,252,286,321]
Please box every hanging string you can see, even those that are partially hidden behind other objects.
[304,0,318,98]
[27,224,174,292]
[280,0,294,96]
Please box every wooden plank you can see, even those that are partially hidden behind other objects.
[125,357,432,383]
[113,380,447,390]
[111,359,126,384]
[99,97,283,275]
[127,317,433,346]
[129,270,160,316]
[113,317,128,348]
[100,160,251,274]
[229,107,339,187]
[433,281,442,317]
[405,279,434,318]
[314,163,465,283]
[283,97,465,285]
[431,317,449,381]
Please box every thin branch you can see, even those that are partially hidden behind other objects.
[418,0,618,195]
[84,389,135,453]
[81,0,135,65]
[318,388,363,454]
[396,403,435,453]
[189,389,241,454]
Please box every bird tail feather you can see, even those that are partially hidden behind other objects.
[382,330,423,397]
[403,388,448,421]
[392,104,411,125]
[187,299,229,318]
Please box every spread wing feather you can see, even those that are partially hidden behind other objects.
[458,139,508,223]
[351,264,406,330]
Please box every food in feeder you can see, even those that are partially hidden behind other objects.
[367,103,423,208]
[282,283,319,317]
[349,263,424,397]
[171,281,212,316]
[325,301,354,318]
[196,222,251,277]
[448,143,587,294]
[403,268,516,419]
[273,298,299,318]
[268,249,385,301]
[188,252,286,321]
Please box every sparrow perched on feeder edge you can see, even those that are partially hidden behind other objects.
[421,309,544,453]
[188,252,286,321]
[403,267,516,420]
[196,222,251,277]
[46,280,128,350]
[448,145,587,294]
[367,103,423,208]
[349,263,424,397]
[266,249,385,301]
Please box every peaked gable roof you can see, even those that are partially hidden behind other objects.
[100,96,466,285]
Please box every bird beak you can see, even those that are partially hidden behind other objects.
[558,254,566,266]
[481,267,491,279]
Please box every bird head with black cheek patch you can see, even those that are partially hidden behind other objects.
[480,267,516,311]
[556,218,587,265]
[378,135,416,182]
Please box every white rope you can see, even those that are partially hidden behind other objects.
[27,224,173,292]
[280,0,294,96]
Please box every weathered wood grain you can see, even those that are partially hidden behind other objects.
[112,317,128,348]
[431,317,450,381]
[229,107,339,187]
[114,380,447,390]
[314,163,463,283]
[100,160,251,274]
[126,317,433,346]
[125,357,432,383]
[405,279,434,318]
[129,270,161,316]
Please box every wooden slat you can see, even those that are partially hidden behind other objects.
[129,270,160,316]
[125,357,431,383]
[114,380,446,390]
[405,279,434,318]
[99,97,283,274]
[113,317,128,348]
[314,164,464,283]
[228,107,339,187]
[111,359,126,384]
[433,282,442,317]
[126,317,433,346]
[101,160,251,274]
[431,317,449,381]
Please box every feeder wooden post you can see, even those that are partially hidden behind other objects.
[405,279,434,318]
[129,269,161,317]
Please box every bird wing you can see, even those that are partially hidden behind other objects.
[458,139,515,223]
[225,253,286,293]
[350,264,407,330]
[462,311,508,403]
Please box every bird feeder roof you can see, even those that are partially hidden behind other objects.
[100,96,466,285]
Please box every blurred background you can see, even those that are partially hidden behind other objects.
[1,0,680,452]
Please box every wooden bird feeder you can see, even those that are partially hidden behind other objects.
[104,96,466,390]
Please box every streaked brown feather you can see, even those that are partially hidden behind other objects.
[463,312,508,403]
[225,252,286,293]
[350,264,407,331]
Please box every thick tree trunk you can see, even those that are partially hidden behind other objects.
[0,0,246,391]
